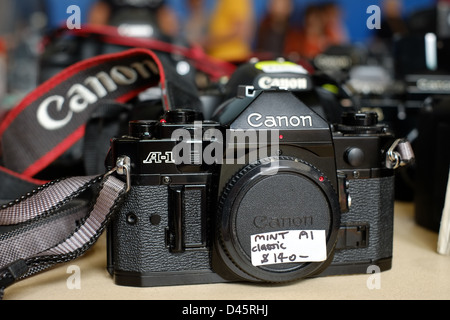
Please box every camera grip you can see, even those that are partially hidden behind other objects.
[332,176,395,265]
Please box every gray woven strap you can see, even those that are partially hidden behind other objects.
[0,173,127,299]
[0,176,98,226]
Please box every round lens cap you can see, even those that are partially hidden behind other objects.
[217,157,341,283]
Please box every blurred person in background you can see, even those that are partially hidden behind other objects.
[204,0,255,63]
[284,4,327,60]
[369,0,410,62]
[0,38,7,113]
[183,0,209,46]
[321,2,349,46]
[284,2,348,61]
[88,0,179,40]
[0,0,14,104]
[0,0,46,107]
[255,0,294,59]
[377,0,409,40]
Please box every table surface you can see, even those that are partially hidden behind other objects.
[4,202,450,300]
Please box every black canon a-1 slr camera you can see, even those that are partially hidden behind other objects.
[106,77,411,286]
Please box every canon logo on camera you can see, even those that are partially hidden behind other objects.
[416,78,450,92]
[314,54,353,71]
[247,112,313,128]
[257,76,309,90]
[253,215,314,229]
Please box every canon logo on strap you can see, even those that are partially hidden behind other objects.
[37,59,159,130]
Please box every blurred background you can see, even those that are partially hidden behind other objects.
[0,0,438,103]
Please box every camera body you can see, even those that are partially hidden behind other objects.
[107,86,397,287]
[414,96,450,232]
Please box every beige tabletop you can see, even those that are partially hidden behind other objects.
[4,202,450,300]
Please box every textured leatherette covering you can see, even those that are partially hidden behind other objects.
[332,176,395,265]
[111,185,211,273]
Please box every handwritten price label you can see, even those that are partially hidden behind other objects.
[250,230,327,266]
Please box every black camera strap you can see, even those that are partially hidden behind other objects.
[0,48,162,178]
[0,47,204,199]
